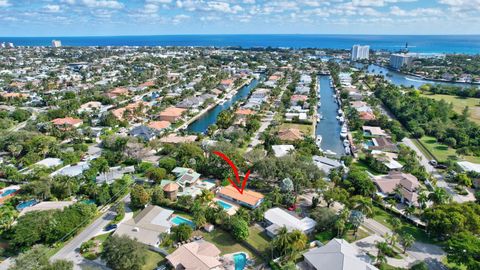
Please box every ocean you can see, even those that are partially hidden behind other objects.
[1,35,479,54]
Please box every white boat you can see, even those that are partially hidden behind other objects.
[341,125,348,133]
[219,99,226,105]
[316,135,323,147]
[345,146,351,154]
[333,94,337,98]
[339,116,345,123]
[317,102,321,108]
[343,139,350,147]
[324,149,337,156]
[340,132,348,138]
[336,115,340,120]
[338,109,343,115]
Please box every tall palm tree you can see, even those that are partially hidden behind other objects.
[428,188,451,205]
[418,192,429,210]
[375,241,389,266]
[288,230,307,260]
[272,226,290,257]
[197,189,214,205]
[388,217,402,233]
[404,205,416,217]
[351,195,374,218]
[400,233,415,254]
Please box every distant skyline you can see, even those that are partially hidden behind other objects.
[0,0,479,36]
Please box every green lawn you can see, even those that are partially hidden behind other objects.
[315,230,336,244]
[245,227,270,255]
[421,93,480,124]
[372,206,435,244]
[142,250,165,270]
[200,228,262,262]
[418,136,480,163]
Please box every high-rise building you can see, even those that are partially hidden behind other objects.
[390,53,413,70]
[351,45,370,61]
[6,42,14,48]
[52,40,62,48]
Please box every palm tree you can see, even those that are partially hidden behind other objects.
[197,189,214,205]
[272,226,290,257]
[428,187,451,205]
[351,195,374,218]
[335,219,346,237]
[388,217,402,233]
[235,207,251,224]
[399,233,415,254]
[0,207,17,232]
[418,192,429,210]
[375,241,389,266]
[288,230,307,261]
[384,232,398,246]
[404,205,416,217]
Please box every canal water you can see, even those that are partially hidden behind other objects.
[364,64,479,89]
[187,78,260,133]
[316,76,345,156]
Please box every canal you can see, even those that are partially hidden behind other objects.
[316,75,345,156]
[365,64,479,89]
[187,78,260,133]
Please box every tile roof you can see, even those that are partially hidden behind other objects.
[166,240,221,270]
[218,185,264,207]
[147,121,171,130]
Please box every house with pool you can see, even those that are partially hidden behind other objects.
[217,185,264,209]
[264,207,317,238]
[114,205,196,247]
[160,167,216,199]
[0,185,20,204]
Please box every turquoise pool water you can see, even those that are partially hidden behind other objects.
[233,253,247,270]
[16,199,37,210]
[217,200,233,210]
[0,189,18,197]
[365,140,375,147]
[171,216,195,228]
[81,199,96,205]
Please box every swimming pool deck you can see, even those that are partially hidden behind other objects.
[213,198,238,215]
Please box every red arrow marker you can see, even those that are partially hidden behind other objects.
[212,151,251,194]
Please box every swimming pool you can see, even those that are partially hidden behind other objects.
[365,140,375,147]
[217,200,233,210]
[233,253,247,270]
[0,189,18,198]
[16,199,38,210]
[170,216,195,228]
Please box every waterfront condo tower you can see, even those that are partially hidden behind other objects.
[351,44,370,61]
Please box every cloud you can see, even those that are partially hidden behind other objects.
[0,0,10,7]
[44,4,61,13]
[352,0,385,7]
[81,0,124,9]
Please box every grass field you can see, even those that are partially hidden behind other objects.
[278,123,313,137]
[418,136,480,163]
[421,93,480,124]
[142,250,165,270]
[200,228,265,263]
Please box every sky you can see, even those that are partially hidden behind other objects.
[0,0,479,36]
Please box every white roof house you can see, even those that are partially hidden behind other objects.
[50,161,90,177]
[272,145,295,157]
[34,158,63,168]
[458,161,480,173]
[264,207,316,237]
[303,238,378,270]
[313,155,342,174]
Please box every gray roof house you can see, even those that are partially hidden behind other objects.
[129,125,157,141]
[303,239,378,270]
[114,205,174,246]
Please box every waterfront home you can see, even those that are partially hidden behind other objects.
[159,107,186,123]
[219,78,235,91]
[147,121,171,132]
[114,205,173,247]
[362,126,389,137]
[51,117,83,129]
[272,145,295,157]
[312,155,342,174]
[217,185,264,209]
[176,96,203,109]
[359,111,376,121]
[373,172,420,206]
[0,92,29,99]
[303,238,378,270]
[278,128,304,142]
[264,207,317,238]
[166,240,222,270]
[235,108,255,118]
[159,134,197,144]
[0,185,20,204]
[34,157,63,169]
[129,125,157,141]
[369,137,398,153]
[285,112,308,122]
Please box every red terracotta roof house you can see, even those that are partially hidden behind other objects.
[147,121,171,130]
[51,117,83,129]
[235,108,255,116]
[359,111,376,121]
[139,81,155,88]
[278,128,304,142]
[159,107,187,123]
[218,185,264,209]
[1,92,29,99]
[107,87,129,98]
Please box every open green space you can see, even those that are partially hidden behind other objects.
[245,227,270,255]
[200,228,264,263]
[418,136,480,163]
[142,250,165,270]
[421,93,480,124]
[372,206,435,244]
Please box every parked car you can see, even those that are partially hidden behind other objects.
[429,160,438,166]
[435,164,448,169]
[104,224,118,231]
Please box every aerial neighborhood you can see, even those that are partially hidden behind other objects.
[0,44,479,270]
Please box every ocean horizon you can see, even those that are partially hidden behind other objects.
[1,34,480,54]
